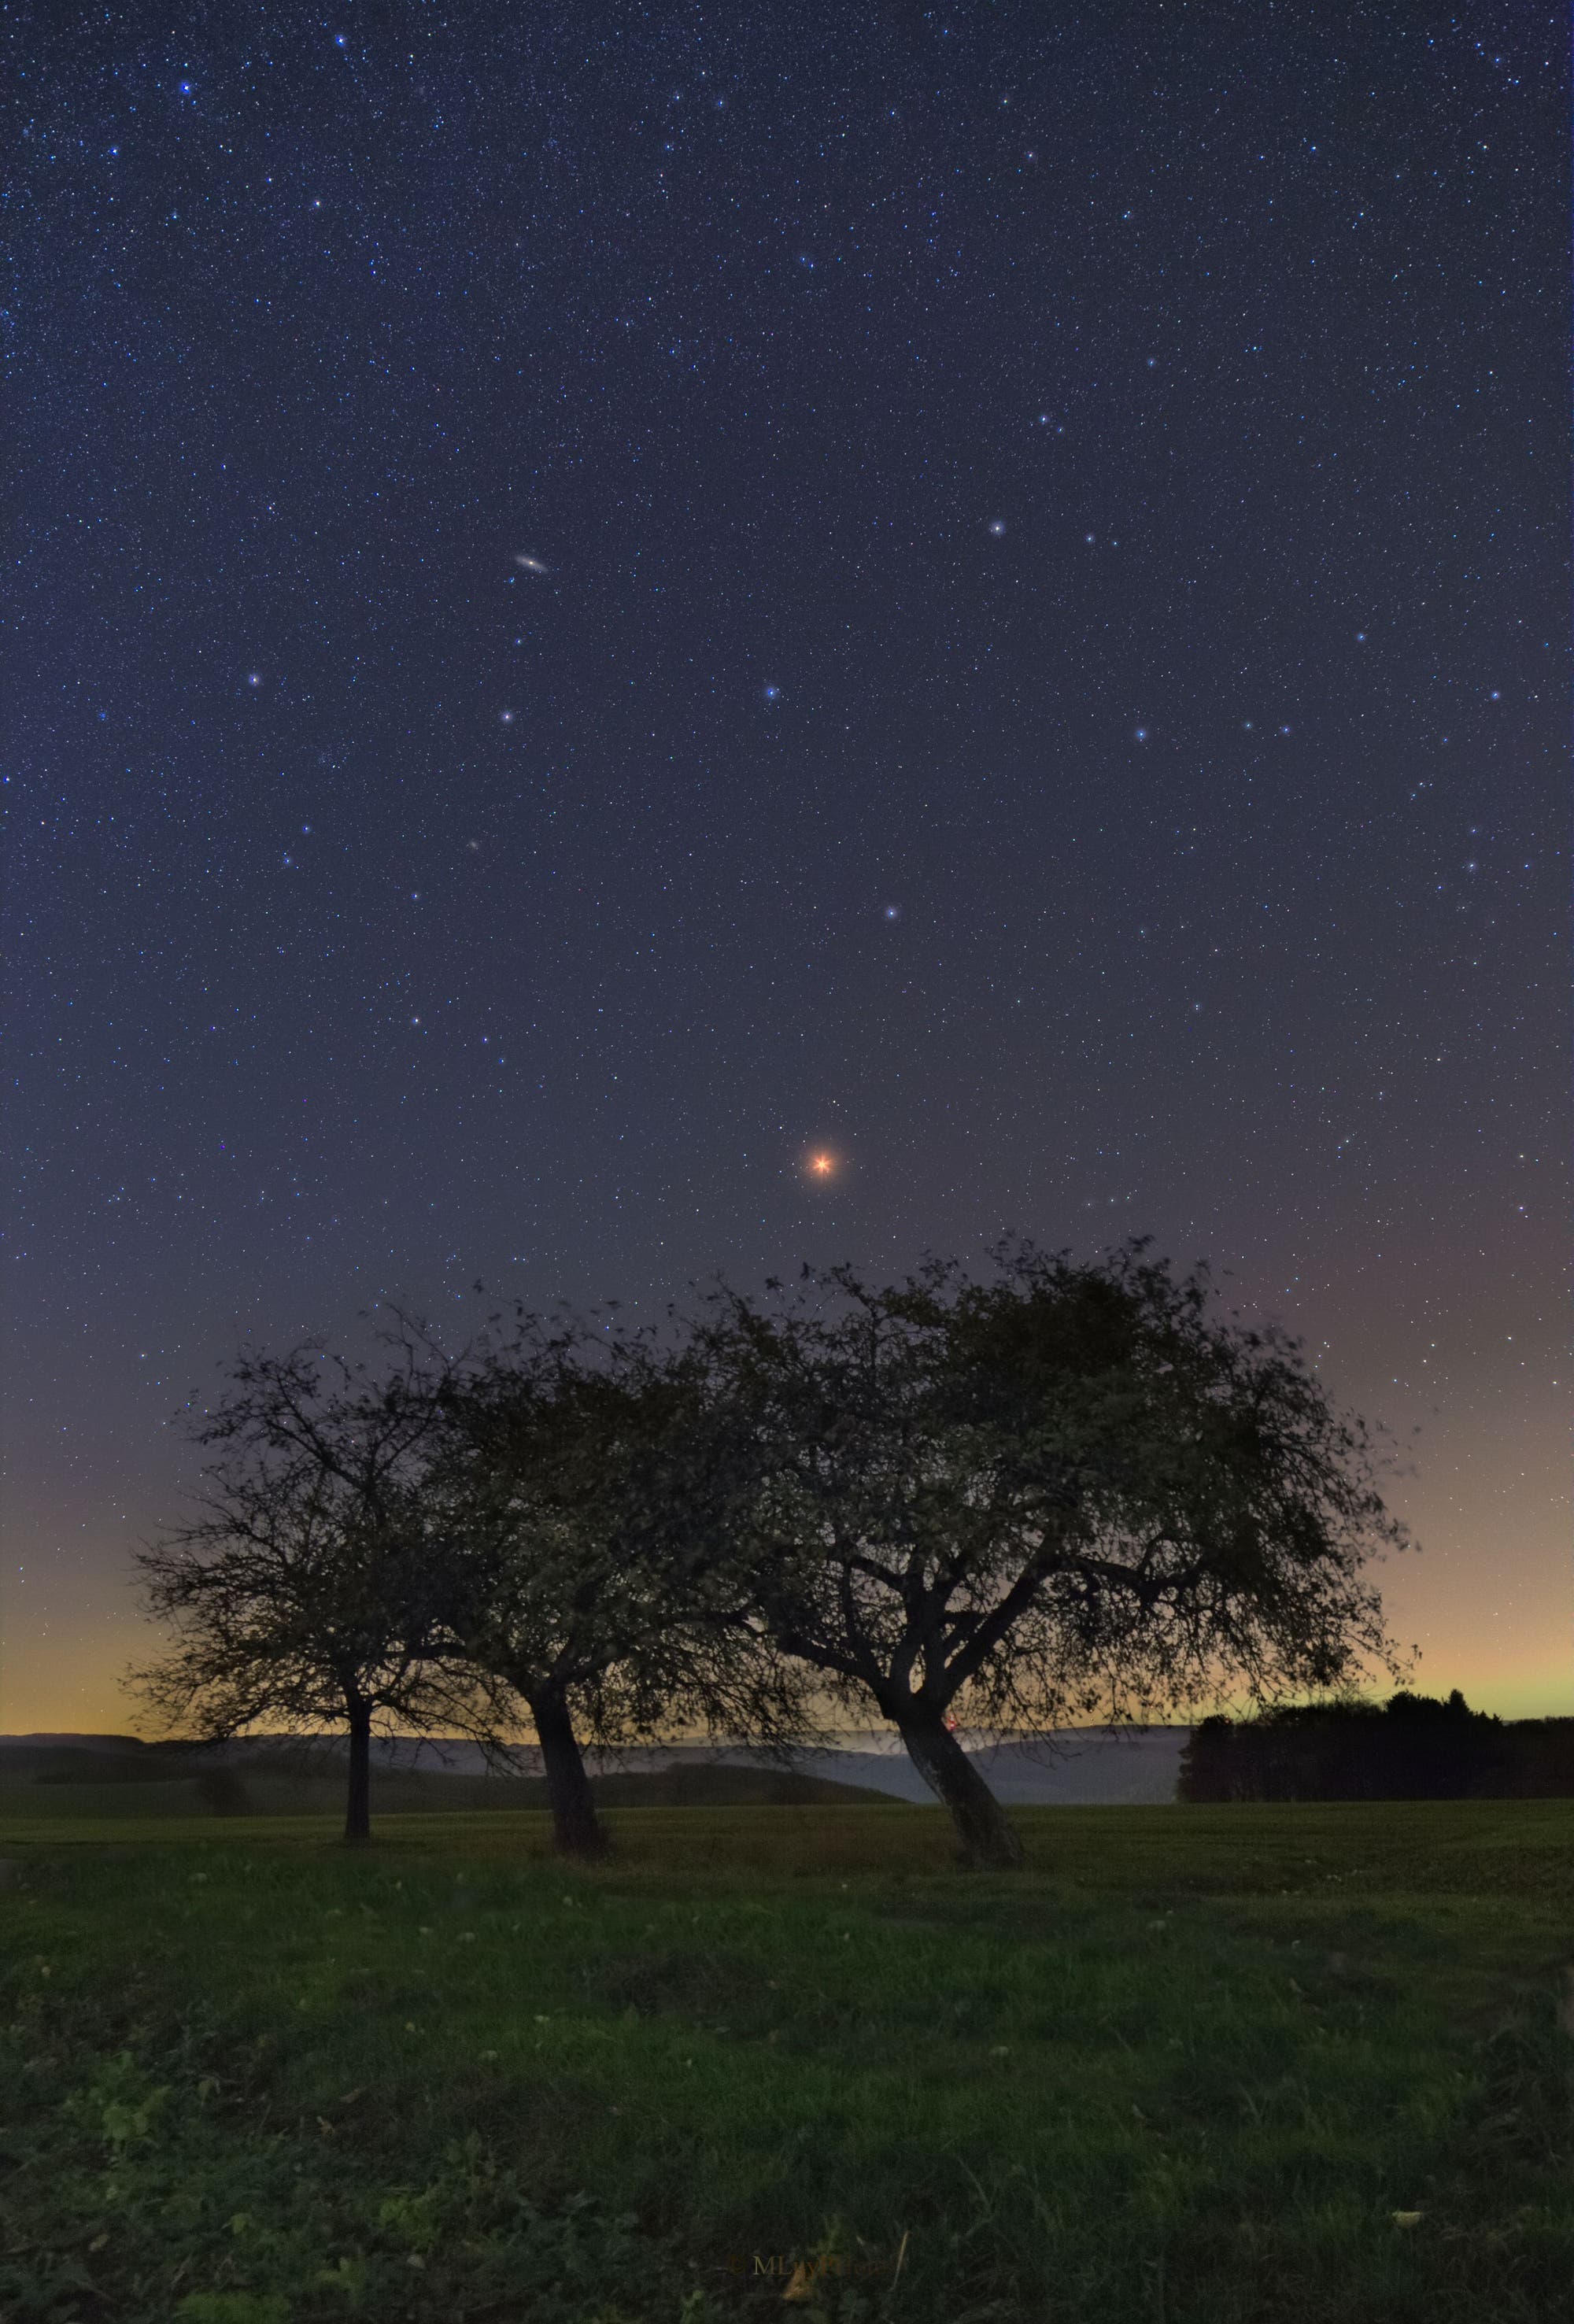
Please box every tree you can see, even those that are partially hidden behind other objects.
[429,1316,813,1857]
[690,1240,1413,1868]
[1179,1688,1503,1802]
[127,1339,472,1844]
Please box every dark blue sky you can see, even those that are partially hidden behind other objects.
[8,4,1567,1726]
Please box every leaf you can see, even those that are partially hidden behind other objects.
[317,2254,370,2296]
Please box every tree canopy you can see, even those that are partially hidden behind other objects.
[688,1240,1411,1864]
[427,1315,814,1853]
[127,1240,1413,1869]
[128,1339,473,1842]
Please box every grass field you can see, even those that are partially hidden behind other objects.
[3,1800,1572,2323]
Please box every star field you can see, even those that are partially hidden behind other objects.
[7,5,1568,1726]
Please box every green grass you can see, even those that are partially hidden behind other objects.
[2,1801,1572,2322]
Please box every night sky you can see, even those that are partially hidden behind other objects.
[9,6,1568,1733]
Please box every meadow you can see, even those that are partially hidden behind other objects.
[3,1798,1573,2323]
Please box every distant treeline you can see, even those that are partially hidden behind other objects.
[1179,1691,1574,1801]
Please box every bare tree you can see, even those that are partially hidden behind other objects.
[689,1240,1413,1868]
[127,1338,473,1843]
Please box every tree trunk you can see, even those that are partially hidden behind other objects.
[896,1705,1024,1870]
[344,1698,373,1845]
[530,1684,606,1858]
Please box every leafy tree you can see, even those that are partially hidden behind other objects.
[430,1317,813,1857]
[690,1240,1413,1868]
[127,1339,474,1842]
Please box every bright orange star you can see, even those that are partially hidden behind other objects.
[807,1151,836,1178]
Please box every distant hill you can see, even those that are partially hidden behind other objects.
[0,1759,903,1820]
[0,1731,906,1814]
[0,1725,1192,1806]
[0,1738,205,1785]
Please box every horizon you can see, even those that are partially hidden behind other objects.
[11,1682,1569,1754]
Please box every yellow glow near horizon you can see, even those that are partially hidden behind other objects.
[2,1621,1568,1739]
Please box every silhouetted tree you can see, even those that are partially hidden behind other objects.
[127,1338,473,1843]
[1179,1687,1506,1801]
[430,1317,813,1857]
[691,1240,1413,1868]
